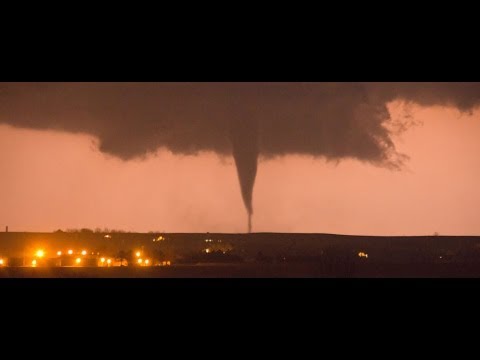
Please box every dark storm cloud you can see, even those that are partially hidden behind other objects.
[1,82,479,229]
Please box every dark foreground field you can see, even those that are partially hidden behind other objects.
[2,263,480,278]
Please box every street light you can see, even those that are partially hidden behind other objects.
[57,251,62,256]
[76,258,81,264]
[36,250,45,258]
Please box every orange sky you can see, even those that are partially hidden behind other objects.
[0,101,479,235]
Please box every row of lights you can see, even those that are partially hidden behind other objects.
[38,249,91,258]
[204,239,222,243]
[1,249,169,267]
[136,251,170,266]
[33,249,98,267]
[28,258,168,267]
[31,257,83,267]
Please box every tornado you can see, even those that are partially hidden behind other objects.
[230,118,259,233]
[2,82,480,233]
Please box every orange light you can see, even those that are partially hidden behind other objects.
[57,251,62,256]
[100,257,105,263]
[145,259,150,265]
[0,259,4,265]
[107,259,111,264]
[205,248,211,254]
[138,258,143,264]
[135,251,141,258]
[167,261,171,266]
[81,250,87,256]
[76,258,81,264]
[35,250,45,258]
[68,250,73,255]
[32,259,37,266]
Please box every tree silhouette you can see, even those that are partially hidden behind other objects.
[116,250,127,267]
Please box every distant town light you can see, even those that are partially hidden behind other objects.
[76,258,81,264]
[205,248,211,254]
[167,261,171,266]
[107,259,111,264]
[100,258,106,263]
[68,250,73,255]
[81,250,87,256]
[32,259,37,266]
[57,251,62,256]
[36,249,45,258]
[138,258,143,264]
[104,235,111,239]
[145,259,150,265]
[135,252,141,258]
[0,259,4,265]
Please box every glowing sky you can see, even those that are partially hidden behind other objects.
[0,101,479,235]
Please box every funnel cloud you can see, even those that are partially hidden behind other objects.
[230,117,258,232]
[1,82,479,232]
